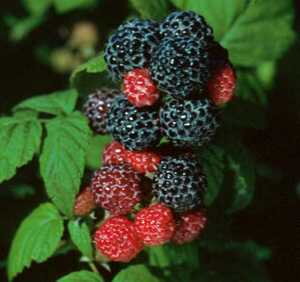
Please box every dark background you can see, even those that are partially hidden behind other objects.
[0,1,299,281]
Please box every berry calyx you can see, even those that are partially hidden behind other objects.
[123,68,160,107]
[172,210,207,244]
[94,216,143,262]
[91,164,142,215]
[134,203,175,246]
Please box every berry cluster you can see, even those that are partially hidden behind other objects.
[79,11,237,262]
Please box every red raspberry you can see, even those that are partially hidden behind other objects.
[74,186,96,216]
[207,63,236,106]
[123,68,160,107]
[125,149,161,173]
[94,216,143,262]
[103,141,127,165]
[134,203,175,246]
[91,164,142,215]
[172,210,207,244]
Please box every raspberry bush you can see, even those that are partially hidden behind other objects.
[0,0,297,281]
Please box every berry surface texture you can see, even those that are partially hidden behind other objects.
[83,9,237,263]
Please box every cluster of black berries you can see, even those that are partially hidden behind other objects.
[86,11,235,151]
[80,11,237,258]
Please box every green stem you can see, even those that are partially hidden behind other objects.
[88,261,100,274]
[39,118,51,123]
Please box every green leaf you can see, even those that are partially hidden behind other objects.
[0,159,16,185]
[199,256,270,282]
[22,0,52,15]
[8,203,64,281]
[198,240,271,282]
[70,53,107,88]
[236,241,271,261]
[147,245,171,268]
[222,69,268,129]
[14,89,79,116]
[200,240,271,262]
[256,162,282,181]
[53,0,97,14]
[0,184,35,199]
[221,0,295,66]
[73,72,115,97]
[14,110,38,119]
[11,185,35,199]
[57,270,103,282]
[0,116,42,183]
[255,61,276,90]
[170,0,249,40]
[5,15,44,41]
[113,265,160,282]
[86,135,112,169]
[170,0,295,66]
[68,220,93,260]
[148,243,199,269]
[223,98,267,130]
[40,112,91,216]
[130,0,170,20]
[225,141,256,213]
[53,242,75,257]
[201,145,226,206]
[236,69,268,106]
[0,260,6,268]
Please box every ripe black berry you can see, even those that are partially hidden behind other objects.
[160,98,219,147]
[104,19,160,80]
[160,11,213,41]
[83,88,121,134]
[153,156,206,212]
[107,96,161,150]
[150,36,210,99]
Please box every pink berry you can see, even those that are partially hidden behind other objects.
[103,141,127,165]
[125,149,161,173]
[207,63,236,106]
[123,68,160,107]
[172,210,207,244]
[91,164,142,215]
[134,203,175,246]
[94,216,143,262]
[74,186,96,216]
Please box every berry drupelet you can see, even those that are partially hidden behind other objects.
[160,98,220,147]
[150,36,211,99]
[160,11,213,41]
[83,88,121,134]
[91,164,142,215]
[94,216,143,262]
[134,203,175,246]
[123,68,160,107]
[104,19,160,80]
[153,156,207,213]
[107,96,161,151]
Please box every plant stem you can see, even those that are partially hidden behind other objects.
[88,261,100,274]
